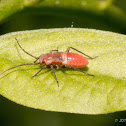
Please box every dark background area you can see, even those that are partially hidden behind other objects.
[1,95,126,126]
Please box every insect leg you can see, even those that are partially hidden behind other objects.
[50,65,59,87]
[66,47,97,59]
[34,58,39,63]
[0,63,40,75]
[15,38,38,59]
[65,65,95,77]
[50,47,58,53]
[55,64,59,69]
[31,65,47,78]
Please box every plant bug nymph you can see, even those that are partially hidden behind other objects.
[0,38,97,87]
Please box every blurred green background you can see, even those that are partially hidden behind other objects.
[0,0,126,126]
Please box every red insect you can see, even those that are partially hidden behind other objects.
[0,38,97,87]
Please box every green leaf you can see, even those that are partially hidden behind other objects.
[0,0,23,24]
[0,0,40,24]
[0,0,116,23]
[36,0,113,11]
[0,28,126,114]
[1,0,126,33]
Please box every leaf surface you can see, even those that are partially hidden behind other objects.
[0,28,126,114]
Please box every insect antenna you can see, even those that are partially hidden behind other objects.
[15,38,39,59]
[0,63,40,75]
[34,58,39,63]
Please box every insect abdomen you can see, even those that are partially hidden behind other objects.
[64,53,88,68]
